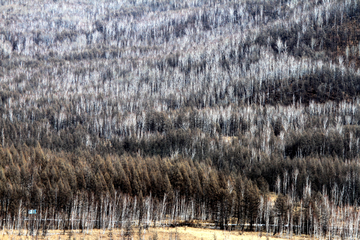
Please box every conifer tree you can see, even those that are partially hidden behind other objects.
[243,180,260,231]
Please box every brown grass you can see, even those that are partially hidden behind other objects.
[0,227,313,240]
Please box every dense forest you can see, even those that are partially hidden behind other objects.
[1,0,360,238]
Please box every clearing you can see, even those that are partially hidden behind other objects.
[0,227,313,240]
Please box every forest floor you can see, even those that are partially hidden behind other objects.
[0,227,314,240]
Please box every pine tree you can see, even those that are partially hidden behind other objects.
[243,180,260,231]
[274,194,289,235]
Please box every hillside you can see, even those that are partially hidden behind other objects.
[1,0,360,238]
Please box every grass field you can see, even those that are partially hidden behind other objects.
[0,227,313,240]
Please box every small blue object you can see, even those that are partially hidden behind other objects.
[28,209,37,214]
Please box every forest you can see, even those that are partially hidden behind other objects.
[1,0,360,238]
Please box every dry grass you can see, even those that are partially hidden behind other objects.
[0,227,313,240]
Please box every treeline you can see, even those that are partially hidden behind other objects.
[1,144,360,238]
